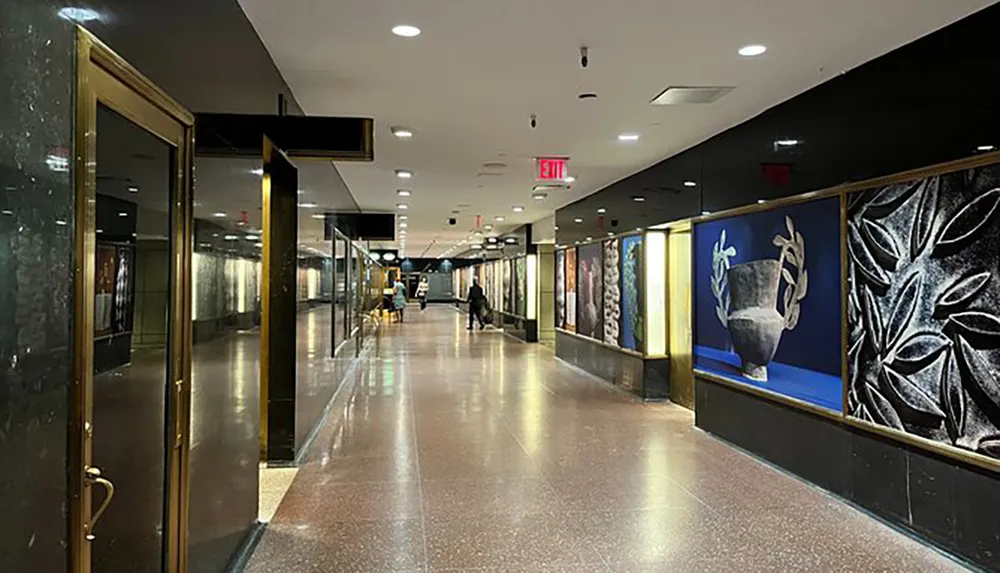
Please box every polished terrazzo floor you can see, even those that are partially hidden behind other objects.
[245,306,968,573]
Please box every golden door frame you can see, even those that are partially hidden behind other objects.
[70,27,195,573]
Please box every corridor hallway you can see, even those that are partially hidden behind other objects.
[245,306,965,573]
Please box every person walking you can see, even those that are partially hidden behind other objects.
[467,276,487,330]
[416,276,430,311]
[392,276,408,323]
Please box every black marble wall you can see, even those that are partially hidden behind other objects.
[696,377,1000,571]
[557,6,1000,245]
[0,2,76,571]
[555,331,668,400]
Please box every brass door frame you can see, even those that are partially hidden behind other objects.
[71,27,195,573]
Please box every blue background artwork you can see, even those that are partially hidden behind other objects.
[620,235,643,352]
[692,197,842,412]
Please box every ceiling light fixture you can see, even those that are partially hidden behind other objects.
[632,196,646,202]
[512,206,524,213]
[118,212,128,218]
[574,218,584,224]
[757,199,766,204]
[58,7,104,22]
[738,44,767,57]
[495,216,505,222]
[399,215,408,220]
[397,189,411,197]
[127,185,139,193]
[299,202,317,208]
[391,126,414,138]
[683,180,697,187]
[483,224,493,230]
[702,211,712,216]
[774,139,799,147]
[395,169,413,179]
[213,212,226,218]
[564,176,576,183]
[597,208,606,214]
[392,25,421,38]
[554,225,559,231]
[251,168,264,176]
[397,203,409,210]
[618,133,640,142]
[978,145,995,152]
[311,214,325,220]
[532,192,548,200]
[400,223,408,228]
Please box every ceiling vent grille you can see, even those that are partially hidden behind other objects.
[650,86,735,106]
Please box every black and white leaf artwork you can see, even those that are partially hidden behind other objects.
[883,272,921,352]
[861,219,901,271]
[847,164,1000,460]
[940,348,965,443]
[933,188,1000,256]
[911,176,939,256]
[880,364,945,424]
[888,331,950,374]
[934,271,991,317]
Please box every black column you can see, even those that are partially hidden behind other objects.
[261,137,298,464]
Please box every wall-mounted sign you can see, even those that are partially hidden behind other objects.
[536,157,568,182]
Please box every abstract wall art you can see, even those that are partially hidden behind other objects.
[694,198,843,412]
[576,243,603,339]
[847,164,1000,459]
[621,235,644,352]
[604,239,621,346]
[556,249,566,329]
[502,259,512,313]
[566,248,577,333]
[516,256,527,318]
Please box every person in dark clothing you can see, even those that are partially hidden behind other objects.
[467,277,487,330]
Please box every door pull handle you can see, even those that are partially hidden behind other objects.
[85,466,115,541]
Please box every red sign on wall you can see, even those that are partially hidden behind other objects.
[535,157,568,182]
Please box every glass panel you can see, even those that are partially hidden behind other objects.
[91,103,172,573]
[335,236,347,349]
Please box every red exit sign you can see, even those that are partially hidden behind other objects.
[535,157,568,181]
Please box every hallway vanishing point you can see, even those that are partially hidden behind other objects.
[246,306,966,573]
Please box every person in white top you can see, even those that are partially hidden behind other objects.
[416,276,430,310]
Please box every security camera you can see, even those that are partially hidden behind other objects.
[580,46,589,69]
[530,114,537,129]
[448,217,457,226]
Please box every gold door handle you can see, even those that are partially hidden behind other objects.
[85,466,115,541]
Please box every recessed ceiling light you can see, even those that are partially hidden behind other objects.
[495,216,505,222]
[397,189,411,197]
[391,126,414,138]
[774,139,799,147]
[400,223,408,228]
[597,208,606,214]
[978,145,995,152]
[483,224,493,230]
[399,215,408,220]
[683,181,697,187]
[757,199,766,204]
[472,244,483,249]
[586,237,593,242]
[574,218,584,224]
[127,185,139,193]
[532,192,548,200]
[213,212,226,218]
[58,7,104,22]
[397,203,409,210]
[395,169,413,179]
[251,168,264,176]
[224,234,239,241]
[564,176,576,183]
[299,202,317,208]
[554,225,559,231]
[392,25,421,38]
[607,232,614,237]
[297,189,305,195]
[245,235,259,241]
[505,237,517,244]
[311,214,325,220]
[739,44,767,57]
[632,196,645,202]
[118,212,128,218]
[702,211,712,216]
[512,206,524,213]
[618,133,640,142]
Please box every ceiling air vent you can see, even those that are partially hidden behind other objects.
[650,86,735,106]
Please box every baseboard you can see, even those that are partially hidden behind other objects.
[223,520,267,573]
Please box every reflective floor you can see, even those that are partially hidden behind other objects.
[245,306,967,573]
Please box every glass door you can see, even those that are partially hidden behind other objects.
[71,29,194,573]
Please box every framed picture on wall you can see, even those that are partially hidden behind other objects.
[847,163,1000,461]
[693,197,843,413]
[620,235,644,352]
[565,248,577,333]
[576,242,603,340]
[603,239,621,346]
[555,249,566,329]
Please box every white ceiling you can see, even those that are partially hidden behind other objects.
[238,0,994,258]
